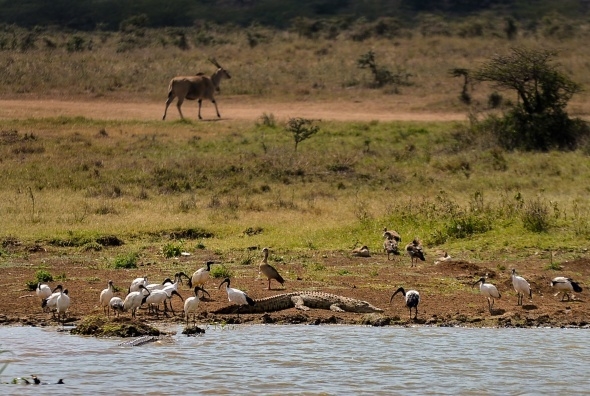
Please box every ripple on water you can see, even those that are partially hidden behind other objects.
[1,326,590,394]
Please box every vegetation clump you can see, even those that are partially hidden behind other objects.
[71,315,161,337]
[472,47,590,151]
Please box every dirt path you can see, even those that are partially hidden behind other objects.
[0,98,466,122]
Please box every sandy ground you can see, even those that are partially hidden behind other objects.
[0,98,587,329]
[0,97,466,122]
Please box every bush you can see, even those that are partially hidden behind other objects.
[522,197,551,232]
[162,242,183,258]
[35,269,53,283]
[210,264,232,279]
[113,252,139,269]
[443,212,492,239]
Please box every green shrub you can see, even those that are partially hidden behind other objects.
[35,269,53,283]
[162,242,183,258]
[113,252,139,269]
[210,264,232,278]
[522,198,551,233]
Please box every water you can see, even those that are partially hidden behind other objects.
[0,324,589,395]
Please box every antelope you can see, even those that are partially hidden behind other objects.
[162,58,231,121]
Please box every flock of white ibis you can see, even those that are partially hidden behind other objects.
[34,237,584,325]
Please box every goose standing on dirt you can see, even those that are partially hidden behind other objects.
[52,285,70,326]
[188,261,215,290]
[473,277,501,314]
[551,277,583,301]
[219,278,255,317]
[99,280,115,317]
[184,286,210,327]
[511,269,532,306]
[383,228,402,260]
[390,287,420,320]
[406,239,425,267]
[259,248,285,290]
[36,283,52,311]
[123,284,150,319]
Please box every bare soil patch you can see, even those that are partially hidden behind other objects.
[1,244,588,330]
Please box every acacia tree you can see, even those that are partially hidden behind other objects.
[473,47,588,151]
[285,117,319,152]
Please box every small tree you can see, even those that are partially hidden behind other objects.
[285,117,319,152]
[473,47,589,151]
[357,50,412,90]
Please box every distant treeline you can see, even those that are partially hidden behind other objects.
[1,0,589,30]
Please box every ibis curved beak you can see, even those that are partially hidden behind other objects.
[218,278,229,289]
[196,286,211,299]
[171,290,184,302]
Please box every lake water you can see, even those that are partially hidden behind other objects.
[0,324,588,395]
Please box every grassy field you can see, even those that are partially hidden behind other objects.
[1,23,590,266]
[1,114,589,265]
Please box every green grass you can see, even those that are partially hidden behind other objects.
[1,23,590,265]
[1,116,590,263]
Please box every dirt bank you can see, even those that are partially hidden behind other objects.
[1,243,588,329]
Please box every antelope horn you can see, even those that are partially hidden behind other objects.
[208,57,221,68]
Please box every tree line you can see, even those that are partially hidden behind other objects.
[0,0,588,30]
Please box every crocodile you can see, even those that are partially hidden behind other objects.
[213,291,383,314]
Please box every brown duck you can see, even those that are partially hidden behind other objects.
[259,247,285,290]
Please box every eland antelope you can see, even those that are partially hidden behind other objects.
[162,58,231,120]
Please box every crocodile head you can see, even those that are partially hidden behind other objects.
[342,298,383,313]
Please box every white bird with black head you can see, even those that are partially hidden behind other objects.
[511,269,532,306]
[123,284,150,319]
[219,278,255,318]
[52,284,70,326]
[473,277,501,314]
[188,261,215,290]
[184,286,210,327]
[36,283,52,312]
[390,287,420,320]
[99,280,115,317]
[551,277,582,301]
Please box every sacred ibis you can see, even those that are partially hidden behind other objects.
[390,286,420,320]
[123,284,150,318]
[99,280,115,317]
[146,288,184,317]
[52,285,70,326]
[472,277,501,314]
[184,286,210,327]
[129,276,148,293]
[219,278,255,318]
[109,296,124,316]
[188,261,215,289]
[42,287,69,318]
[36,283,52,311]
[551,277,583,301]
[259,247,285,290]
[511,269,532,306]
